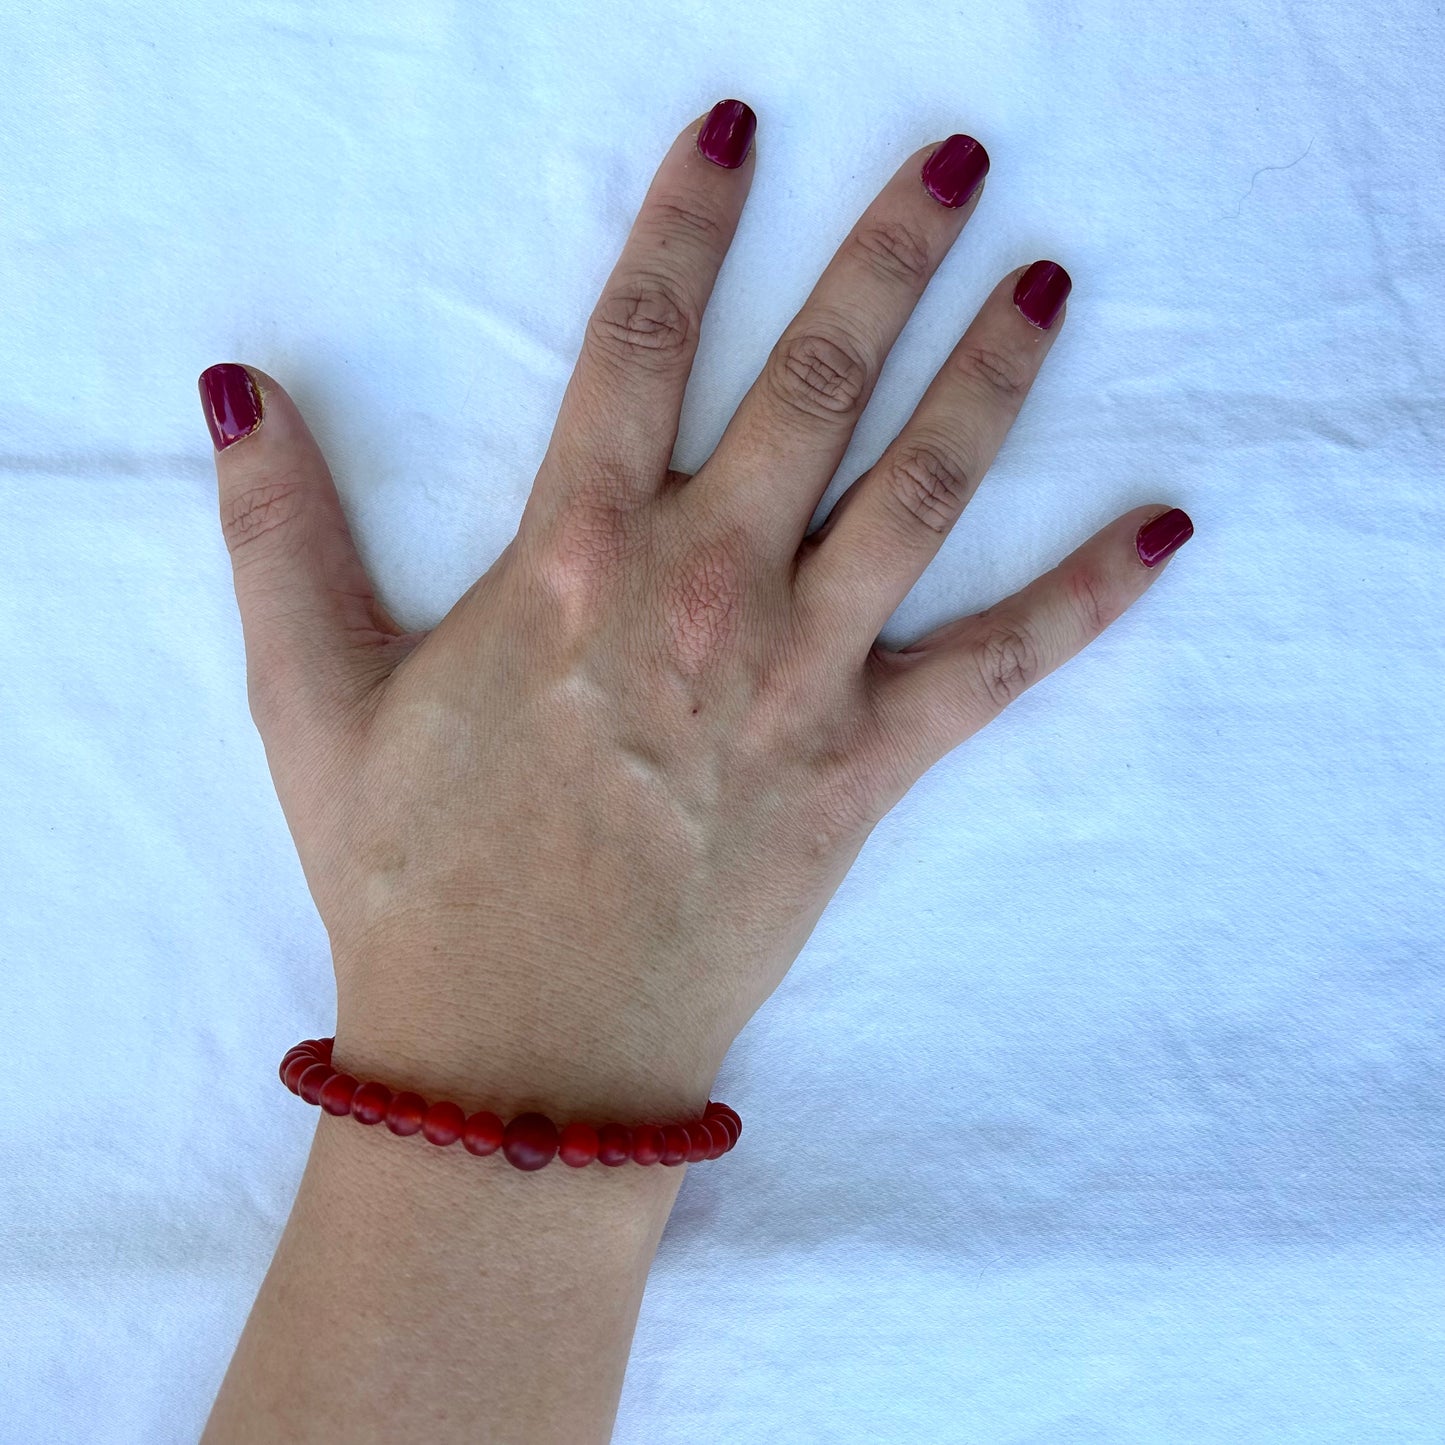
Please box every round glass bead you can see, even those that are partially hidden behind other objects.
[684,1121,713,1163]
[319,1073,359,1115]
[462,1111,504,1156]
[630,1124,664,1166]
[707,1105,741,1145]
[350,1081,392,1126]
[422,1101,466,1146]
[297,1063,334,1106]
[503,1113,560,1170]
[385,1091,427,1136]
[596,1123,632,1166]
[701,1117,731,1159]
[279,1048,311,1086]
[282,1054,315,1093]
[558,1122,600,1167]
[659,1124,690,1166]
[707,1101,741,1131]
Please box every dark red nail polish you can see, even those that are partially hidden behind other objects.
[198,364,261,450]
[1013,261,1072,330]
[697,100,756,169]
[1136,509,1194,567]
[921,134,989,209]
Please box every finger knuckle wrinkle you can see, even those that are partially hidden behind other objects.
[648,199,725,249]
[588,277,695,369]
[542,497,634,590]
[955,345,1030,402]
[853,220,933,288]
[973,619,1041,710]
[1068,564,1117,637]
[221,479,306,558]
[772,331,869,421]
[663,543,745,676]
[884,443,971,536]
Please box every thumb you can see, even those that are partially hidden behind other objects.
[198,363,414,731]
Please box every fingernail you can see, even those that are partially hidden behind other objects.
[1013,261,1072,330]
[697,100,757,169]
[921,134,989,209]
[198,363,262,450]
[1136,508,1194,567]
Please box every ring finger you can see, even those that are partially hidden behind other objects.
[795,260,1072,654]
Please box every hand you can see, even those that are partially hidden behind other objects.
[201,101,1191,1124]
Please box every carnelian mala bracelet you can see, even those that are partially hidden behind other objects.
[279,1038,741,1171]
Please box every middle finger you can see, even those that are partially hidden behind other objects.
[699,133,989,556]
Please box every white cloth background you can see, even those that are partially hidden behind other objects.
[3,0,1442,1440]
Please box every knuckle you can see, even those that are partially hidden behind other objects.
[646,198,725,250]
[220,478,306,559]
[539,496,635,590]
[1068,563,1119,637]
[952,344,1032,404]
[770,329,870,422]
[658,535,747,677]
[880,442,972,537]
[971,616,1042,711]
[852,220,933,288]
[587,275,696,371]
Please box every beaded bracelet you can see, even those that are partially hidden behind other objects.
[280,1038,741,1171]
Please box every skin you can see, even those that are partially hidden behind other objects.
[200,108,1187,1443]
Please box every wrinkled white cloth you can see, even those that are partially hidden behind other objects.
[2,0,1442,1440]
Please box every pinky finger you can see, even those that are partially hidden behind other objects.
[864,505,1194,784]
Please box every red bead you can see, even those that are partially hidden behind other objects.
[596,1123,632,1166]
[297,1063,334,1106]
[462,1111,504,1156]
[707,1100,741,1130]
[708,1103,742,1143]
[303,1038,334,1063]
[558,1122,600,1167]
[701,1117,731,1159]
[279,1047,311,1085]
[684,1121,713,1163]
[282,1053,314,1093]
[630,1124,664,1166]
[350,1081,392,1125]
[320,1073,359,1115]
[659,1124,690,1166]
[385,1091,427,1136]
[503,1113,560,1170]
[422,1101,466,1146]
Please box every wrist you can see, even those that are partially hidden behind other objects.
[312,1090,690,1221]
[331,997,723,1129]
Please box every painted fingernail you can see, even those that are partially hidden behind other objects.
[697,100,757,169]
[1013,261,1072,330]
[198,364,262,450]
[921,134,989,209]
[1136,508,1194,567]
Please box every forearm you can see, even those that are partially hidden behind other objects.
[202,1059,689,1444]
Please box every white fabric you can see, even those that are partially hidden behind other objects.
[3,0,1442,1439]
